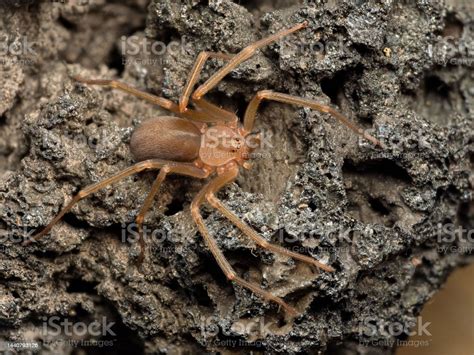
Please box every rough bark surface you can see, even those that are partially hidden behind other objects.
[0,0,472,354]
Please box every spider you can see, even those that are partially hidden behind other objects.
[26,22,381,316]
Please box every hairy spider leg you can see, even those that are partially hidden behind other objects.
[191,22,308,101]
[243,90,383,147]
[25,160,208,246]
[191,164,300,316]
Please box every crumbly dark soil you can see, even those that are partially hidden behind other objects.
[0,0,472,354]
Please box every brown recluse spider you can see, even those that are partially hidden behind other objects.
[26,22,382,316]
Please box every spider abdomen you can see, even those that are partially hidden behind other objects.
[130,116,202,162]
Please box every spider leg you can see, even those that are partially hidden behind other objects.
[179,51,232,112]
[192,22,308,101]
[191,164,299,316]
[203,165,334,272]
[72,76,211,122]
[207,196,335,272]
[134,167,169,266]
[134,165,209,265]
[243,90,383,147]
[178,51,238,122]
[25,160,207,246]
[192,97,238,124]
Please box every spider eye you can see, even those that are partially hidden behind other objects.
[232,138,242,148]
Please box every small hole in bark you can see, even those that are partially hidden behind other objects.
[425,76,450,99]
[99,303,146,354]
[32,249,61,259]
[308,200,317,211]
[206,91,248,121]
[309,295,336,313]
[164,195,185,216]
[321,72,345,106]
[199,253,230,288]
[58,16,77,31]
[107,45,125,76]
[368,197,391,216]
[193,283,214,308]
[343,158,412,183]
[67,278,99,293]
[386,276,397,285]
[442,13,463,38]
[63,213,91,230]
[341,310,352,322]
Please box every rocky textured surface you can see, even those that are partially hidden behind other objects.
[0,0,472,354]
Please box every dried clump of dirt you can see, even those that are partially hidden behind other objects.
[0,0,472,354]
